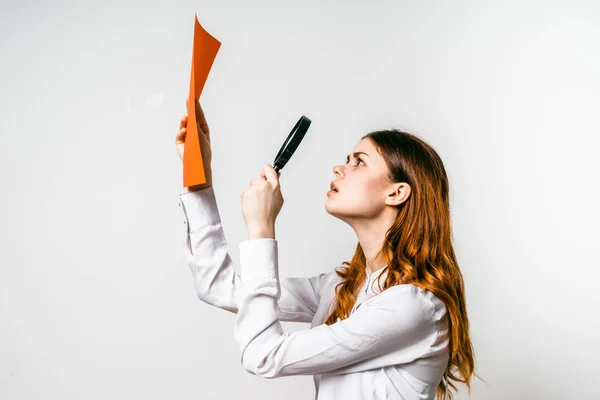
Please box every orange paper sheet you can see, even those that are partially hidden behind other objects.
[183,14,221,188]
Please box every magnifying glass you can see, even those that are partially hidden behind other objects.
[272,115,311,174]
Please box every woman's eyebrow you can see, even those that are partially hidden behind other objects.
[346,152,369,162]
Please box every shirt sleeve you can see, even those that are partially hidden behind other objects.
[234,238,443,378]
[178,186,330,323]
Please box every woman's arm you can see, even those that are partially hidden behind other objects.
[178,186,330,323]
[234,239,447,378]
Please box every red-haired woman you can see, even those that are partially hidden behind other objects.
[175,99,478,400]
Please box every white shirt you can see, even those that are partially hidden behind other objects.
[178,186,450,400]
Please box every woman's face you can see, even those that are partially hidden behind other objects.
[325,138,396,221]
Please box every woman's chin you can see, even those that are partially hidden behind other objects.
[324,200,339,215]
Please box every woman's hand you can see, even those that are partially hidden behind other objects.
[241,164,284,239]
[176,97,212,191]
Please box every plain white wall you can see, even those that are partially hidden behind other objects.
[1,0,599,398]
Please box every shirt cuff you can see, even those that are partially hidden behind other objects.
[178,186,222,230]
[239,238,279,281]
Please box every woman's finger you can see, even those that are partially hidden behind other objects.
[261,164,280,185]
[176,127,186,144]
[180,115,187,129]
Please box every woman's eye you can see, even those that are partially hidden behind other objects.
[345,158,363,166]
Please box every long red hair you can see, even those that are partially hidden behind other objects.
[324,129,482,399]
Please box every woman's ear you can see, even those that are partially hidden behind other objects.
[387,182,411,206]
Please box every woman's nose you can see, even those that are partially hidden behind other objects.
[333,164,343,178]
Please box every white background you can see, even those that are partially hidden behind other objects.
[1,0,599,399]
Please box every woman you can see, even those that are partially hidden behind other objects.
[175,99,477,400]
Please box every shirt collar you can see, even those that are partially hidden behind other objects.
[366,265,387,277]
